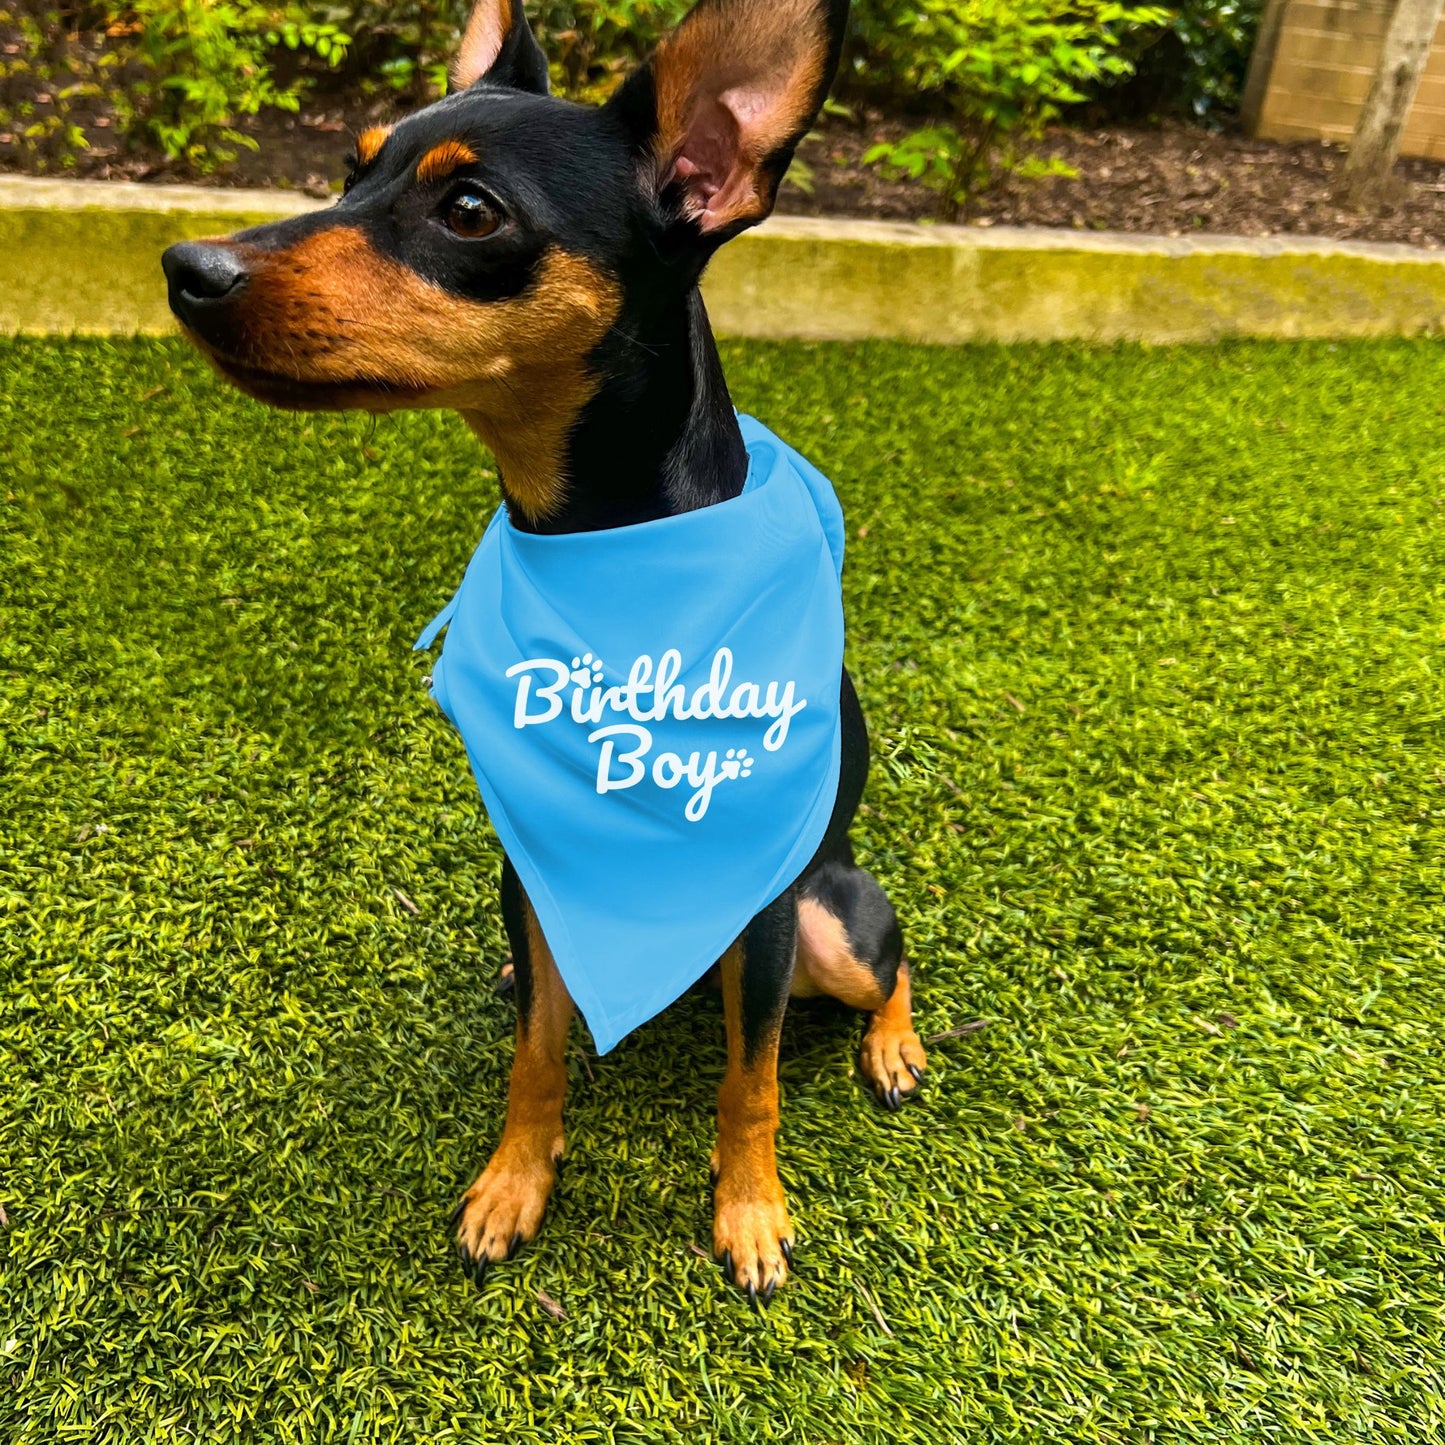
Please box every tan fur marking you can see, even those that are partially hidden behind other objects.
[417,139,479,184]
[454,0,512,90]
[792,896,886,1008]
[858,960,928,1102]
[197,227,620,520]
[792,896,927,1103]
[454,904,573,1264]
[355,125,391,167]
[651,0,827,229]
[712,941,792,1296]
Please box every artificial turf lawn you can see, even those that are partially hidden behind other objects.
[3,334,1445,1444]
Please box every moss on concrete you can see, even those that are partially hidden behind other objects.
[6,177,1445,341]
[705,224,1445,342]
[1,204,303,335]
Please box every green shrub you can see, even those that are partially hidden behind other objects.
[531,0,688,99]
[2,0,1180,189]
[0,2,347,174]
[310,0,465,102]
[0,7,113,172]
[854,0,1170,220]
[119,1,348,170]
[323,0,688,103]
[1155,0,1263,113]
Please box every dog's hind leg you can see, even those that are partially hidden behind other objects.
[453,857,572,1284]
[794,859,927,1110]
[712,890,797,1305]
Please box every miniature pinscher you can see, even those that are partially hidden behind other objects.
[161,0,926,1305]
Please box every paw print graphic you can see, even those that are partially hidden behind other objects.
[725,747,755,779]
[571,652,605,687]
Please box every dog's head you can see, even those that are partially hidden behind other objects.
[161,0,847,515]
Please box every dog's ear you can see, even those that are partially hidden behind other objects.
[605,0,848,244]
[452,0,550,94]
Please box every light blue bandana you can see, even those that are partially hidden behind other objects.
[415,416,845,1053]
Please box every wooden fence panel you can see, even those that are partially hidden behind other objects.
[1254,0,1445,159]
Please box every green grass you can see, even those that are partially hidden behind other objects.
[3,335,1445,1444]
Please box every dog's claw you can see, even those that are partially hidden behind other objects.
[720,1248,735,1285]
[507,1231,523,1261]
[760,1278,777,1305]
[455,1237,487,1290]
[780,1238,793,1267]
[747,1280,759,1310]
[886,1084,903,1111]
[447,1197,466,1229]
[907,1063,925,1084]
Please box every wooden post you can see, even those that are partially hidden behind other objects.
[1240,0,1291,136]
[1340,0,1445,207]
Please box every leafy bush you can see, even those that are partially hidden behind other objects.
[2,0,1181,190]
[531,0,687,98]
[0,2,346,174]
[309,0,464,102]
[323,0,688,102]
[1138,0,1264,114]
[120,1,349,169]
[855,0,1171,221]
[0,7,113,171]
[0,1,688,175]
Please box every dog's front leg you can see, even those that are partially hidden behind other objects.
[712,888,796,1305]
[453,858,572,1285]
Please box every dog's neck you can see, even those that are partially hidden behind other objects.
[496,286,748,535]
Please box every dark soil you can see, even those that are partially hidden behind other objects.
[8,78,1445,250]
[780,117,1445,250]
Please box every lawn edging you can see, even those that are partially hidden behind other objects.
[7,173,1445,342]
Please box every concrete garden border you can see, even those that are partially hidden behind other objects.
[5,174,1445,342]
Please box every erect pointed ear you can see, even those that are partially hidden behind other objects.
[451,0,550,94]
[605,0,848,243]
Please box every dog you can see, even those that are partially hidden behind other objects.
[161,0,926,1306]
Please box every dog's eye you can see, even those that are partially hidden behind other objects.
[445,188,501,239]
[342,153,359,195]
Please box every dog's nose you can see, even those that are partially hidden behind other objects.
[162,241,249,327]
[163,241,247,299]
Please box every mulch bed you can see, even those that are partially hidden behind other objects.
[781,117,1445,250]
[8,79,1445,249]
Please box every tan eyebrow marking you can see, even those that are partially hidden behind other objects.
[355,125,392,167]
[417,139,479,184]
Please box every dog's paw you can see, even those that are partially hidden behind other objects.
[450,1145,559,1288]
[859,1019,927,1111]
[713,1177,793,1307]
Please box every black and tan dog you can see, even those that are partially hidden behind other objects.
[161,0,926,1304]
